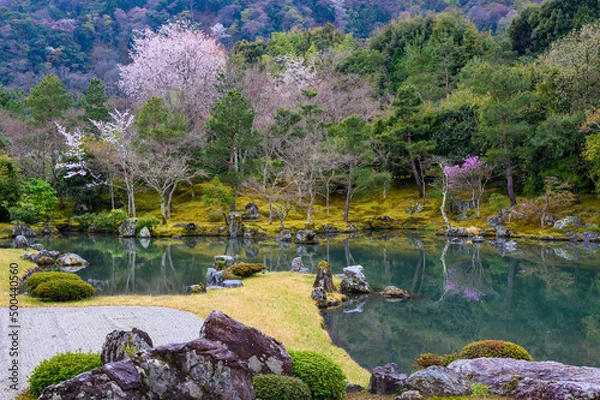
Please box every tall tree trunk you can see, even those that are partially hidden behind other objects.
[407,133,424,199]
[159,193,167,224]
[344,169,353,223]
[167,182,177,219]
[504,136,517,206]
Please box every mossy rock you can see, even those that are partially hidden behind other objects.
[459,340,533,361]
[32,279,95,302]
[253,374,311,400]
[26,271,82,293]
[317,261,331,271]
[230,263,266,277]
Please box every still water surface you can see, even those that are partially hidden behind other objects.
[15,233,600,372]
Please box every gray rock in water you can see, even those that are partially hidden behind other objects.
[583,231,600,243]
[448,358,600,400]
[213,255,235,268]
[396,390,424,400]
[447,227,468,237]
[30,243,44,251]
[381,286,410,300]
[206,268,223,287]
[12,223,36,237]
[12,235,29,249]
[118,219,138,237]
[101,328,153,365]
[40,338,256,400]
[294,229,319,244]
[222,280,243,288]
[554,216,582,230]
[290,256,304,272]
[138,226,151,238]
[277,229,293,242]
[406,365,472,397]
[57,253,89,267]
[341,265,372,295]
[496,226,511,238]
[368,363,407,394]
[200,310,293,376]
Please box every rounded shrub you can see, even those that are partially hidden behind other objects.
[32,279,95,302]
[459,340,533,361]
[253,374,312,400]
[29,350,101,396]
[26,272,82,293]
[289,350,346,400]
[135,215,161,232]
[413,352,459,370]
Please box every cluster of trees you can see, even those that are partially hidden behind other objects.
[0,0,539,94]
[3,5,600,228]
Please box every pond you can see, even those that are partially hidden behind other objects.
[11,233,600,373]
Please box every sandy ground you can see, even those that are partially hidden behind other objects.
[0,306,204,399]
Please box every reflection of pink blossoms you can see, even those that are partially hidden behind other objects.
[444,269,486,301]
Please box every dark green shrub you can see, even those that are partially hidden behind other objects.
[32,279,95,302]
[230,263,266,277]
[290,350,346,400]
[135,215,161,231]
[207,210,223,222]
[29,350,101,396]
[95,208,127,233]
[253,374,312,400]
[459,340,533,361]
[26,272,81,292]
[8,203,39,224]
[71,213,97,230]
[413,352,460,370]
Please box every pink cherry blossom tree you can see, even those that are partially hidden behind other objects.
[443,155,494,218]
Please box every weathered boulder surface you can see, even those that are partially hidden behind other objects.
[554,216,582,230]
[138,227,151,238]
[57,252,89,267]
[22,249,60,265]
[405,365,472,397]
[12,223,36,237]
[313,261,334,293]
[396,390,424,400]
[294,229,319,245]
[340,265,372,295]
[222,280,243,288]
[368,363,407,394]
[381,286,410,300]
[101,328,154,365]
[206,268,224,287]
[119,219,138,237]
[12,235,28,249]
[213,255,235,268]
[244,202,259,219]
[30,243,45,251]
[276,229,293,242]
[200,310,292,376]
[290,256,304,272]
[40,339,256,400]
[449,358,600,400]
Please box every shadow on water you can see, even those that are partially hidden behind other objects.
[9,232,600,372]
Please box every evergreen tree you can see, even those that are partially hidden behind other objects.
[26,74,72,125]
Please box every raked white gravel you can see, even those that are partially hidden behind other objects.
[0,306,204,399]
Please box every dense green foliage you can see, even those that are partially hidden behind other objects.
[28,351,101,396]
[31,279,95,302]
[8,178,58,224]
[413,352,460,370]
[26,272,82,293]
[290,350,346,400]
[253,374,312,400]
[230,263,266,277]
[459,340,533,361]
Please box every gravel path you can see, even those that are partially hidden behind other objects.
[0,306,204,399]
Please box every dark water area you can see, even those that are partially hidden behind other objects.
[9,233,600,373]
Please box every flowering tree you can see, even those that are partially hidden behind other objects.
[55,124,87,179]
[119,20,226,119]
[443,155,494,218]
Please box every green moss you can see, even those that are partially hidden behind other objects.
[290,350,346,400]
[459,340,533,361]
[230,263,266,277]
[317,261,331,271]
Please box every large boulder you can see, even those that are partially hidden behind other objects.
[119,219,138,237]
[40,339,256,400]
[206,268,224,287]
[340,265,372,295]
[313,261,334,293]
[448,358,600,400]
[101,328,154,365]
[368,363,407,394]
[138,227,151,238]
[57,252,89,267]
[200,310,293,376]
[554,216,582,230]
[244,202,259,219]
[405,366,472,397]
[381,286,410,301]
[213,255,235,268]
[290,256,304,272]
[276,229,293,242]
[12,235,28,249]
[24,249,60,265]
[294,230,319,245]
[12,223,36,237]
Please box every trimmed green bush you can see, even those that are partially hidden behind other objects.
[29,350,101,396]
[207,210,223,222]
[71,213,97,231]
[253,374,312,400]
[135,215,161,232]
[230,263,266,277]
[413,352,460,370]
[32,279,95,302]
[459,340,533,361]
[290,350,346,400]
[26,272,81,293]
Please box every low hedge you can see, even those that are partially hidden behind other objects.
[253,374,312,400]
[32,279,95,302]
[230,263,266,278]
[26,272,81,293]
[459,340,533,361]
[29,350,101,396]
